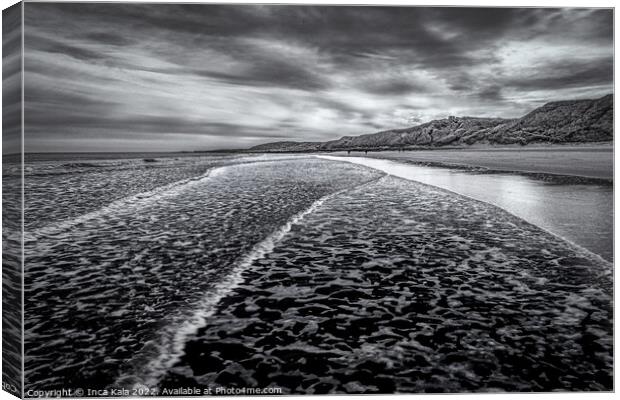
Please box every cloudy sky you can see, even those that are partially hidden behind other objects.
[24,4,613,152]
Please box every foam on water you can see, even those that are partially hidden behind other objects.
[26,156,313,241]
[318,155,612,266]
[127,180,379,389]
[159,174,612,392]
[23,157,382,391]
[23,154,311,233]
[25,169,217,242]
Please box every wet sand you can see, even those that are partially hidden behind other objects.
[330,145,613,180]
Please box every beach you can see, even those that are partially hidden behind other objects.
[329,144,613,180]
[17,153,613,393]
[10,3,614,396]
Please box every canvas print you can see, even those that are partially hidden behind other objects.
[2,2,614,397]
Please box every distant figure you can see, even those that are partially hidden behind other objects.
[347,150,351,155]
[365,150,368,155]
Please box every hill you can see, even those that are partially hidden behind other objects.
[249,94,612,152]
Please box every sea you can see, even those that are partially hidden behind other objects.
[4,152,612,393]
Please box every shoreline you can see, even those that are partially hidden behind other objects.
[330,156,613,185]
[324,144,613,183]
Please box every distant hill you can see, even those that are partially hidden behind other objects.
[248,141,324,152]
[249,94,612,152]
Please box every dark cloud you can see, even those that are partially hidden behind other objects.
[476,85,505,101]
[359,78,428,96]
[25,95,285,139]
[2,5,21,56]
[27,34,111,61]
[84,32,133,47]
[3,3,23,154]
[21,4,613,152]
[504,57,614,90]
[191,58,330,91]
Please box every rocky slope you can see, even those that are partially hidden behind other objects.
[250,94,612,152]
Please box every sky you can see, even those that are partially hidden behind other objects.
[23,4,613,152]
[2,2,21,154]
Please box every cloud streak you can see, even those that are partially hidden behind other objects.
[23,4,613,152]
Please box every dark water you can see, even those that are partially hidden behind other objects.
[19,154,612,393]
[23,155,379,390]
[2,156,23,395]
[22,153,260,230]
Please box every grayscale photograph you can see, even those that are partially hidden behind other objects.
[1,2,614,396]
